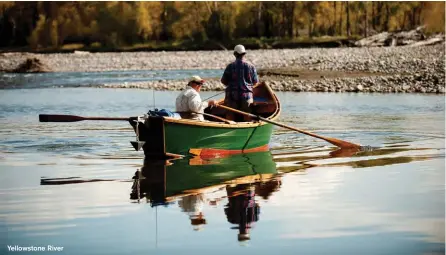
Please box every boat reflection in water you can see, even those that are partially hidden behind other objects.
[130,150,280,241]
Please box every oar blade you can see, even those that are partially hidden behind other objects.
[323,137,361,150]
[39,114,84,122]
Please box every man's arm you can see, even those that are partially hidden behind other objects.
[188,94,208,113]
[251,65,259,85]
[221,64,231,86]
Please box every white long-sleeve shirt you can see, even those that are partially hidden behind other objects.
[175,87,208,121]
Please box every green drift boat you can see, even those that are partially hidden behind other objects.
[129,82,281,158]
[131,150,279,206]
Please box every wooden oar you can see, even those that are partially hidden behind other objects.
[40,113,231,124]
[216,104,361,149]
[39,114,129,122]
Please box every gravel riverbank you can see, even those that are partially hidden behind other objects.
[1,44,444,93]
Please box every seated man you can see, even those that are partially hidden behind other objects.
[175,75,216,121]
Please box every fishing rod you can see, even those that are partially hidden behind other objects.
[203,91,225,101]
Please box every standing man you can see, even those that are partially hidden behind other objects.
[224,184,260,242]
[176,75,216,121]
[221,44,259,121]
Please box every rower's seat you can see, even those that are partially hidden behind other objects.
[252,97,275,114]
[252,96,269,105]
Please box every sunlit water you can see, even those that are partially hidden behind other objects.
[0,71,444,255]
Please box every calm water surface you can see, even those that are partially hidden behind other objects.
[0,70,223,89]
[0,71,444,255]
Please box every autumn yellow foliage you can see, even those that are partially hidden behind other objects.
[0,1,443,49]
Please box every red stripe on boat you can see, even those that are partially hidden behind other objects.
[189,145,269,159]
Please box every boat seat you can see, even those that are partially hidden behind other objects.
[252,97,276,114]
[252,96,274,106]
[252,101,274,106]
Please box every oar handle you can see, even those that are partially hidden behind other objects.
[216,104,361,149]
[39,114,129,122]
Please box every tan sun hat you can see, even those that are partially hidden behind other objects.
[189,75,205,85]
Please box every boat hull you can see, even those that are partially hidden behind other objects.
[130,117,274,157]
[165,121,273,155]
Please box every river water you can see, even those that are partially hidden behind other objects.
[0,71,444,255]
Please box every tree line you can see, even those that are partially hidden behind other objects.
[0,1,444,49]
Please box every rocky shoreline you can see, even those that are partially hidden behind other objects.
[0,43,444,94]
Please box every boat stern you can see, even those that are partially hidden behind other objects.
[129,116,173,159]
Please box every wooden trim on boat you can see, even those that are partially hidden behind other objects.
[264,81,281,121]
[163,117,265,128]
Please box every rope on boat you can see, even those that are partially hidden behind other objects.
[152,89,156,109]
[135,120,140,142]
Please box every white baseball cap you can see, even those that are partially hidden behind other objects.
[238,233,251,241]
[234,44,246,54]
[189,75,205,85]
